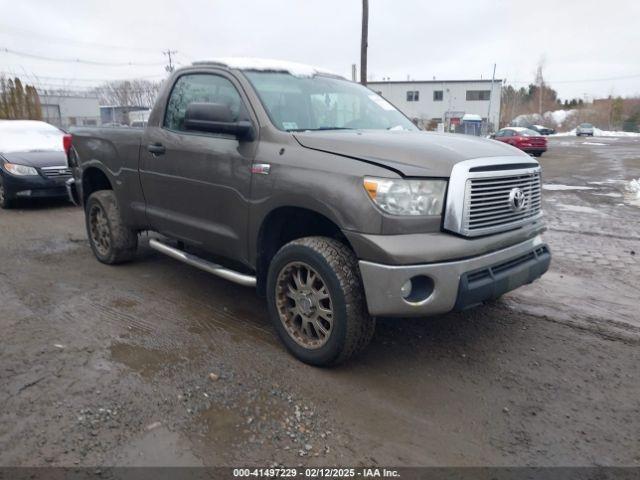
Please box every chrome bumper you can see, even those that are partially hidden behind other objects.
[359,235,549,317]
[65,178,79,206]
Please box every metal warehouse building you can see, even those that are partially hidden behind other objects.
[368,79,502,134]
[39,93,101,129]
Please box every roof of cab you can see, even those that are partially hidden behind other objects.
[191,57,343,79]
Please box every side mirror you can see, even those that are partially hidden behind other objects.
[184,102,255,141]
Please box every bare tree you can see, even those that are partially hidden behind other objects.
[92,80,162,108]
[360,0,368,85]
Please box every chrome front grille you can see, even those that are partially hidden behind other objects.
[463,171,542,235]
[443,157,544,238]
[41,166,72,178]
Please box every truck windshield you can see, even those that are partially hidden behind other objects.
[244,72,417,132]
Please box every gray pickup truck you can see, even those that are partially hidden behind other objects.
[69,58,550,366]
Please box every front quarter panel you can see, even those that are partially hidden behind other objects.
[247,141,395,266]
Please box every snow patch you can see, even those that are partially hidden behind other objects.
[553,128,640,137]
[557,204,604,215]
[200,57,339,78]
[0,120,63,153]
[582,142,608,146]
[591,192,623,198]
[542,184,595,191]
[628,179,640,199]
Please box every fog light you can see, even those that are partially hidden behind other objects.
[400,280,412,298]
[401,275,435,304]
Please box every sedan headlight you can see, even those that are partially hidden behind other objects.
[364,177,447,216]
[4,163,38,176]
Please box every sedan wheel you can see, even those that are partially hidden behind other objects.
[0,179,11,209]
[275,261,334,349]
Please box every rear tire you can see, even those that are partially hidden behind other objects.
[0,177,12,209]
[266,237,375,366]
[85,190,137,264]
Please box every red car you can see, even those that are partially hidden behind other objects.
[491,127,547,157]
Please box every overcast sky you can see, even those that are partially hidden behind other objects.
[1,0,638,100]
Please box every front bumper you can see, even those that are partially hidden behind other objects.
[2,173,69,199]
[359,235,550,317]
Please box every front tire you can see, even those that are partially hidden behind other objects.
[267,237,375,366]
[0,177,12,209]
[85,190,137,264]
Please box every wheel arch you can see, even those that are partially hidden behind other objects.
[81,164,113,205]
[254,206,355,296]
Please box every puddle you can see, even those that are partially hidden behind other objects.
[108,426,202,466]
[543,184,595,191]
[110,343,182,378]
[198,404,247,446]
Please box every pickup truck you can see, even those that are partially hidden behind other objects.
[69,58,550,366]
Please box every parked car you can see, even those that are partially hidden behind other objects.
[69,59,550,366]
[576,123,595,136]
[491,127,547,157]
[529,124,555,136]
[0,120,73,209]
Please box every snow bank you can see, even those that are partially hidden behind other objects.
[543,184,595,191]
[545,109,575,126]
[512,109,576,129]
[202,57,339,78]
[552,128,640,137]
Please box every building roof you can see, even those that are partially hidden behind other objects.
[368,79,503,85]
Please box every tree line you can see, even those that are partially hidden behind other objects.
[0,76,43,120]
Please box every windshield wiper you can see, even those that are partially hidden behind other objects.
[287,127,354,132]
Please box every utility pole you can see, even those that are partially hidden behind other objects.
[163,49,178,74]
[486,63,496,134]
[360,0,368,85]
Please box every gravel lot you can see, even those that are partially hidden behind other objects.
[1,136,639,467]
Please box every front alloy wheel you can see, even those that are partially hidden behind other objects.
[89,203,111,257]
[275,262,334,349]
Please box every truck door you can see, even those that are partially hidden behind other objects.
[140,71,258,263]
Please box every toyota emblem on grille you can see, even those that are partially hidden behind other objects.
[508,187,527,212]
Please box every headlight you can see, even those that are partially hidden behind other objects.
[4,163,38,176]
[364,177,447,216]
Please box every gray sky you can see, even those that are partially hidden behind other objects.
[1,0,638,100]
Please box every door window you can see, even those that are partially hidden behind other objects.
[164,74,244,132]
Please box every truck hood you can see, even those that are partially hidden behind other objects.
[293,130,526,177]
[1,150,68,168]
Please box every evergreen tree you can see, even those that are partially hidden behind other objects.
[0,76,43,120]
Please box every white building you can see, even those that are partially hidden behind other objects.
[39,93,101,129]
[367,79,502,133]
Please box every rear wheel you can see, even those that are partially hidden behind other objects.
[85,190,138,264]
[0,178,12,209]
[267,237,375,366]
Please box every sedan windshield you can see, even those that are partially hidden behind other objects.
[244,72,417,132]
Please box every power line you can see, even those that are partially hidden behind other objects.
[0,71,166,83]
[0,23,162,53]
[0,47,165,66]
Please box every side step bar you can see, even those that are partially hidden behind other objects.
[148,238,256,288]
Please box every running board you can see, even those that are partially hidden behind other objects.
[148,238,256,288]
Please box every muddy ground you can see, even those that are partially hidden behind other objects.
[1,136,639,467]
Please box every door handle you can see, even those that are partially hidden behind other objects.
[147,143,166,156]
